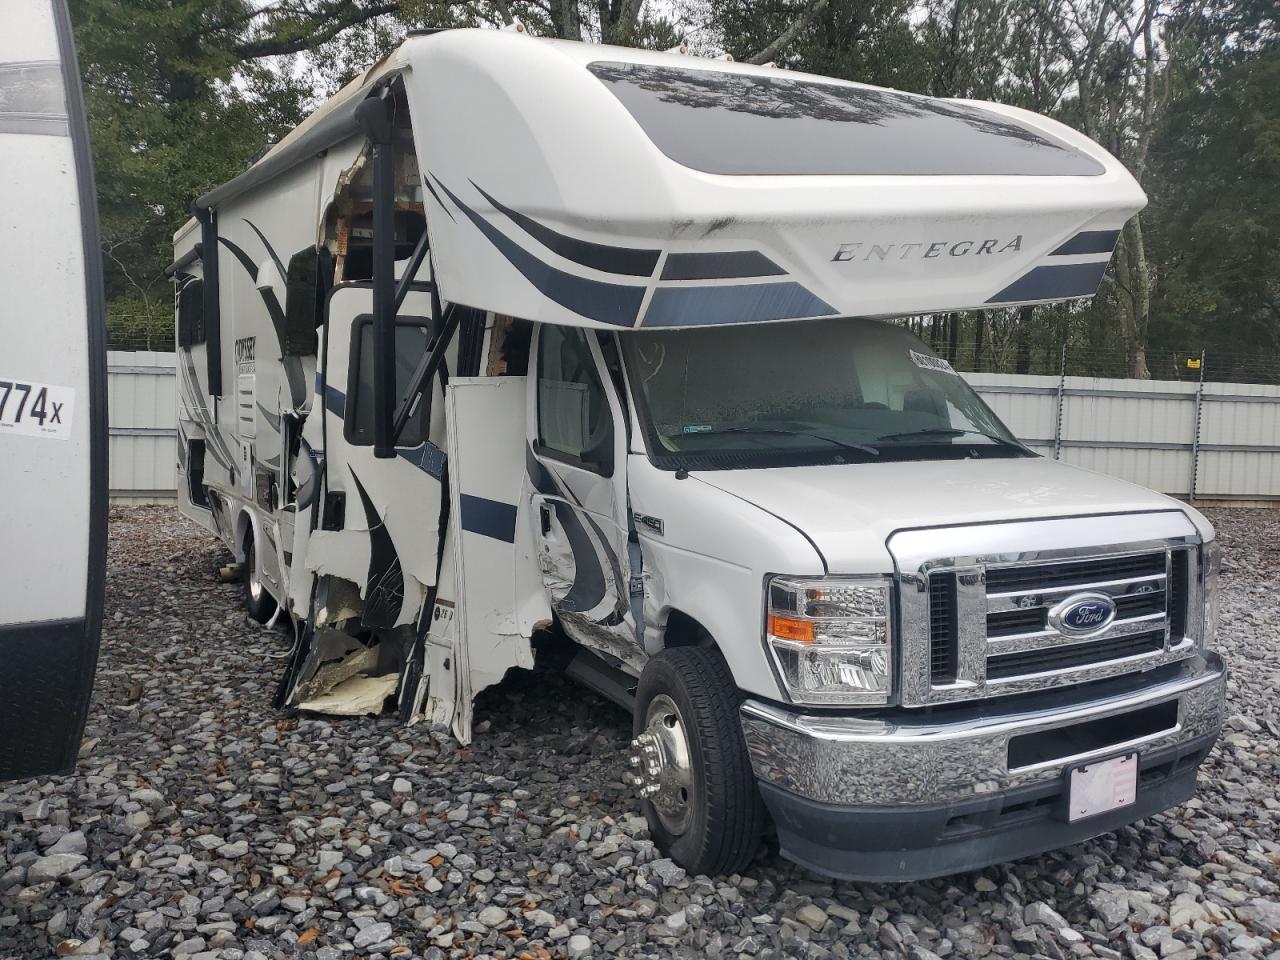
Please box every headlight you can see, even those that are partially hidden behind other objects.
[1201,540,1220,649]
[765,575,893,705]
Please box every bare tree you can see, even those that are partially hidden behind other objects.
[1029,0,1173,376]
[745,0,832,64]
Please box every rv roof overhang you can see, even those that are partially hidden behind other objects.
[176,30,1147,329]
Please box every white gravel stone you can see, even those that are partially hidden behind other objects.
[796,904,829,931]
[27,854,86,884]
[47,832,87,856]
[352,921,393,949]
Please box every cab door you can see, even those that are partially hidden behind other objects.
[526,324,641,671]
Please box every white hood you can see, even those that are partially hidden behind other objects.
[692,456,1194,573]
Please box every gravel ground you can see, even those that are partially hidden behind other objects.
[1,506,1278,960]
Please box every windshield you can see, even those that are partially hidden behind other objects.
[622,317,1029,470]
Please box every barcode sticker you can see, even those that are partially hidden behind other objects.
[0,377,75,441]
[909,350,959,376]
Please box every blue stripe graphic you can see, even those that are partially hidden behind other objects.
[660,250,786,281]
[1050,230,1120,257]
[320,381,445,479]
[433,176,645,327]
[986,261,1109,304]
[399,442,446,480]
[642,282,836,327]
[323,383,346,418]
[460,494,518,543]
[471,180,660,277]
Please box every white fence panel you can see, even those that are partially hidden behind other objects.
[961,373,1057,453]
[107,350,175,503]
[964,371,1280,504]
[105,351,1280,505]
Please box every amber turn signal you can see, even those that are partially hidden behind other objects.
[768,614,815,643]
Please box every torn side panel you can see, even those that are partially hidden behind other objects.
[278,282,454,721]
[443,377,537,743]
[414,520,460,730]
[312,284,451,631]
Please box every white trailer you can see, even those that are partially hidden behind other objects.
[172,29,1225,880]
[0,0,107,781]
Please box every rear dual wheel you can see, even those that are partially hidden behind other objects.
[631,647,765,876]
[241,526,278,624]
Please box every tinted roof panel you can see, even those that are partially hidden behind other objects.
[588,61,1104,177]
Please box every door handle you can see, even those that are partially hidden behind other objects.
[539,502,553,536]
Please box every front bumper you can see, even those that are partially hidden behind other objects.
[741,652,1226,881]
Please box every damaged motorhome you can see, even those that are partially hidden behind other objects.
[173,28,1225,880]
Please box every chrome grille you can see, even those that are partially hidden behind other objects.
[924,547,1195,693]
[980,549,1179,685]
[893,514,1203,707]
[986,628,1165,679]
[984,552,1166,593]
[928,573,958,682]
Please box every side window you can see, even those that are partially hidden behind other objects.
[177,277,205,347]
[537,325,613,474]
[345,317,433,448]
[282,246,333,357]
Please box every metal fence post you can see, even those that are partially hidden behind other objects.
[1054,344,1067,460]
[1189,349,1206,504]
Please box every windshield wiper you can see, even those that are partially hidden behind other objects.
[875,427,1022,450]
[699,426,880,458]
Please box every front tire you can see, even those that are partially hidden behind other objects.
[632,646,764,876]
[241,526,278,624]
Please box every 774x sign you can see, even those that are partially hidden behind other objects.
[0,376,75,441]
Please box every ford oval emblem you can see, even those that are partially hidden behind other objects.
[1048,592,1117,637]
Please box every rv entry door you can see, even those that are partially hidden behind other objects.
[527,325,641,670]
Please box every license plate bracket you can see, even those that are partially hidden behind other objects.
[1066,752,1138,822]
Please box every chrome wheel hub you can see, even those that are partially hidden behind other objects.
[247,544,263,603]
[628,694,694,835]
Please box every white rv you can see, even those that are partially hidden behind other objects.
[0,0,107,781]
[172,29,1225,880]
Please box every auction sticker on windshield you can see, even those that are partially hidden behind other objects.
[1067,752,1137,821]
[0,376,75,441]
[909,350,959,376]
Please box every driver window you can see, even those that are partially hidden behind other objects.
[537,325,613,474]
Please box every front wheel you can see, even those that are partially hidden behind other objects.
[631,646,764,876]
